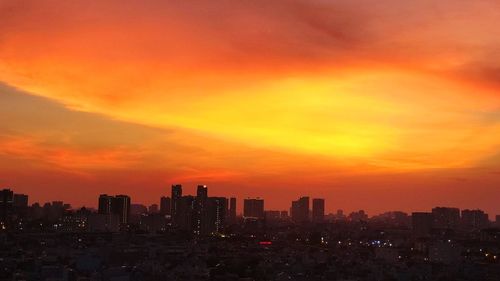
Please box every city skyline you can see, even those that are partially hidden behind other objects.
[2,179,500,216]
[2,1,500,215]
[1,186,498,223]
[2,187,499,280]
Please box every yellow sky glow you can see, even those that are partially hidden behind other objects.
[1,0,500,213]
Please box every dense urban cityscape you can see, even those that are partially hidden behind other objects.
[1,185,499,280]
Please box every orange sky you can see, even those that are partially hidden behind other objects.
[1,0,500,215]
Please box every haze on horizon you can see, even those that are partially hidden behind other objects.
[1,0,500,215]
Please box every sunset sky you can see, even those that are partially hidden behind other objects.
[1,0,500,215]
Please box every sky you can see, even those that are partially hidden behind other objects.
[1,0,500,215]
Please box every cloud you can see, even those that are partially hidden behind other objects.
[0,82,358,174]
[0,83,241,173]
[1,1,498,70]
[2,1,500,213]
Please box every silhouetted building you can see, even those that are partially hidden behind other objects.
[130,204,147,215]
[280,210,289,219]
[335,209,346,221]
[98,194,130,225]
[13,194,28,208]
[177,195,195,233]
[194,185,209,235]
[412,212,433,237]
[243,198,264,219]
[372,211,410,227]
[429,241,461,264]
[312,198,325,223]
[140,213,166,233]
[52,201,64,209]
[197,185,208,199]
[265,210,281,221]
[88,213,120,232]
[432,207,460,230]
[207,197,227,234]
[59,213,88,232]
[98,194,113,215]
[160,196,171,215]
[42,203,53,221]
[52,201,66,221]
[30,202,43,220]
[229,197,237,222]
[36,201,69,223]
[11,193,29,217]
[291,197,309,223]
[0,189,14,221]
[112,195,130,224]
[461,209,489,230]
[349,210,368,222]
[149,204,159,214]
[169,185,228,235]
[171,184,182,226]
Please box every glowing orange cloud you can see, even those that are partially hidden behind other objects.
[1,0,500,214]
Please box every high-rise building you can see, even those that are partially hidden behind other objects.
[160,196,171,215]
[11,193,29,217]
[207,197,228,234]
[312,198,325,223]
[171,184,182,225]
[0,189,14,221]
[98,194,130,225]
[412,212,433,237]
[177,195,195,233]
[13,194,28,208]
[195,185,208,235]
[291,201,299,221]
[291,196,309,223]
[432,207,460,230]
[98,194,113,215]
[461,209,489,230]
[243,198,264,219]
[113,195,131,224]
[197,185,208,199]
[229,197,237,222]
